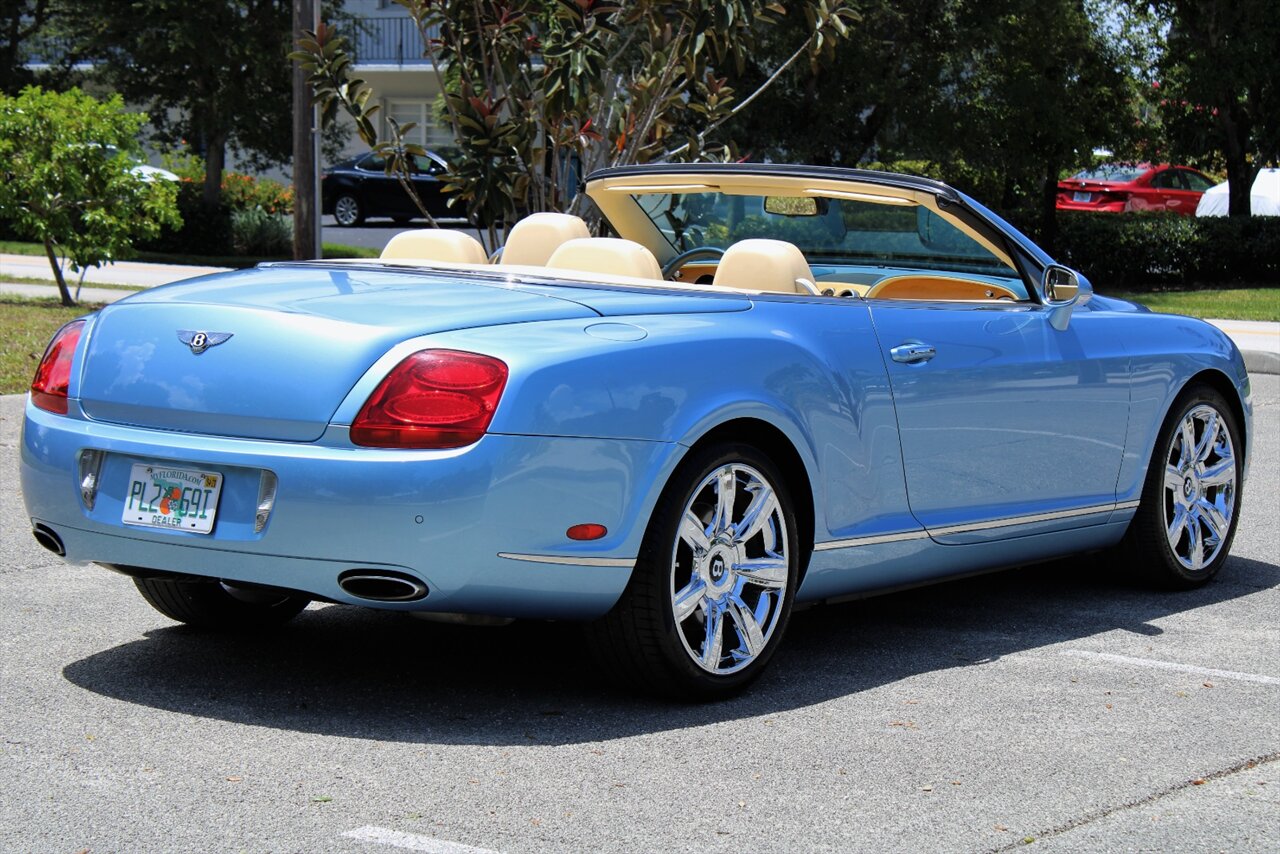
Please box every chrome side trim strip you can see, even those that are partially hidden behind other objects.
[497,552,635,568]
[928,502,1117,537]
[1114,500,1141,511]
[814,530,932,551]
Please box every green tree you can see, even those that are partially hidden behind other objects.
[934,0,1136,244]
[0,87,180,305]
[57,0,339,208]
[1158,0,1280,216]
[295,0,856,246]
[724,0,1139,247]
[723,0,955,168]
[1,1,55,94]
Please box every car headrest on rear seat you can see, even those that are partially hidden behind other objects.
[545,237,664,280]
[380,229,488,264]
[499,213,591,266]
[711,239,819,294]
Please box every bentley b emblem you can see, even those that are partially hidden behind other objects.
[178,330,233,355]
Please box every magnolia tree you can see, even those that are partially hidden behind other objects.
[294,0,856,247]
[0,87,180,305]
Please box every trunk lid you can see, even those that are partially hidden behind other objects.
[78,265,599,441]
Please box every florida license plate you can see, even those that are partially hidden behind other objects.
[1073,191,1092,202]
[122,464,223,534]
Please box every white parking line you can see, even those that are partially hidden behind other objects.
[1062,650,1280,686]
[343,826,501,854]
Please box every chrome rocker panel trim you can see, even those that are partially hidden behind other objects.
[816,500,1141,551]
[498,552,637,568]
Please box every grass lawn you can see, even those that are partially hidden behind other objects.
[1103,287,1280,322]
[0,297,103,394]
[0,239,378,266]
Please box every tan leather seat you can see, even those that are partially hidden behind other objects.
[711,239,818,294]
[500,212,591,266]
[380,229,488,264]
[545,237,664,280]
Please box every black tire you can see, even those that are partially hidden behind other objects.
[333,193,364,227]
[587,442,800,700]
[133,577,309,629]
[1117,383,1243,589]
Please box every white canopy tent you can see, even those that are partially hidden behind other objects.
[1196,167,1280,216]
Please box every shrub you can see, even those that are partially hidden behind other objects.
[139,180,233,256]
[230,206,292,256]
[0,86,181,304]
[1055,212,1280,290]
[1192,216,1280,283]
[221,172,293,215]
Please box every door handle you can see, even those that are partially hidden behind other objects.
[890,343,937,364]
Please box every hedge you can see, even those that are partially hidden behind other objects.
[137,181,233,256]
[138,173,291,258]
[1054,212,1280,291]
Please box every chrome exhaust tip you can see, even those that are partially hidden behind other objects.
[32,524,65,557]
[337,569,428,602]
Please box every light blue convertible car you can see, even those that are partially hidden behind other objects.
[21,164,1251,698]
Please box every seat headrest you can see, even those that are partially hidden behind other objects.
[500,212,591,266]
[545,237,664,280]
[711,239,815,294]
[380,229,488,264]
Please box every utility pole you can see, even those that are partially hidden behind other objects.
[292,0,321,260]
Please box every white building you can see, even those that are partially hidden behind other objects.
[338,1,450,159]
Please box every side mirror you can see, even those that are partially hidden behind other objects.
[1044,265,1081,303]
[1042,264,1093,330]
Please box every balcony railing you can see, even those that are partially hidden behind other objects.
[352,16,440,66]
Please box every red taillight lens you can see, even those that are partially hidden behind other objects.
[350,349,508,449]
[31,319,85,415]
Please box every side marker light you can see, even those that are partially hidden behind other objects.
[567,524,608,541]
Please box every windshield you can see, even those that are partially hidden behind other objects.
[632,191,1015,277]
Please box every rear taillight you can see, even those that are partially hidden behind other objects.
[31,319,86,414]
[350,349,508,449]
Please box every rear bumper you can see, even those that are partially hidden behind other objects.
[21,398,680,620]
[1055,200,1126,213]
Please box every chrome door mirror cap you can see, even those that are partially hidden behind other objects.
[1042,264,1093,331]
[1043,264,1092,306]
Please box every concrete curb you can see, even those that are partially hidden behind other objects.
[1244,350,1280,376]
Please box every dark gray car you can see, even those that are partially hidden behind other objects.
[321,151,457,226]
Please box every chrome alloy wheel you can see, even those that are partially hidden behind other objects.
[1162,403,1237,572]
[670,463,790,675]
[334,195,361,226]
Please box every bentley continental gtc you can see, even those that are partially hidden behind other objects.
[21,164,1252,698]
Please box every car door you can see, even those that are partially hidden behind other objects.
[1149,168,1196,214]
[409,155,452,217]
[862,207,1131,544]
[354,154,404,214]
[1181,169,1217,212]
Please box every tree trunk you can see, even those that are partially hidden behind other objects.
[43,238,74,307]
[202,132,227,208]
[1218,109,1256,217]
[1040,166,1059,257]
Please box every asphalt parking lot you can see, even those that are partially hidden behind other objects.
[2,376,1277,853]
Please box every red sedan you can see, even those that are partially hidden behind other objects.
[1056,163,1216,215]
